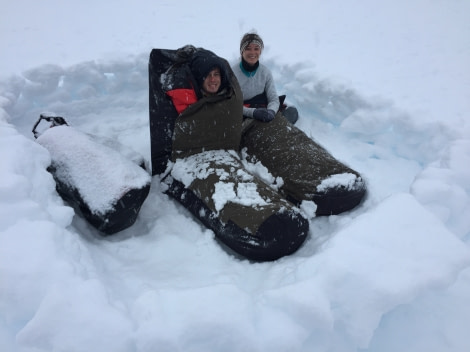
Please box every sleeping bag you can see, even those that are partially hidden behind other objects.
[149,46,308,261]
[241,115,366,215]
[33,114,151,234]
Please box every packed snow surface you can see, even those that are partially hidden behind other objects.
[1,0,469,351]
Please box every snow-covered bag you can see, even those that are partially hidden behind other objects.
[33,115,151,234]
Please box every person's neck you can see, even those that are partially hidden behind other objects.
[202,87,225,97]
[241,58,259,72]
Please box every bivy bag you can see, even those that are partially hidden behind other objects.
[33,114,151,234]
[149,46,308,261]
[241,115,367,215]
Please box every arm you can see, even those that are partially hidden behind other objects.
[264,68,280,112]
[232,63,279,118]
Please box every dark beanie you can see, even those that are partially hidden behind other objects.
[190,49,228,90]
[240,32,264,54]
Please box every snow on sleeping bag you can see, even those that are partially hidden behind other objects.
[34,115,151,234]
[149,46,308,261]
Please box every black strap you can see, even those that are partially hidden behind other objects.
[32,114,68,139]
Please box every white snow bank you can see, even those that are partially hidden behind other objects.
[411,139,470,240]
[309,193,470,347]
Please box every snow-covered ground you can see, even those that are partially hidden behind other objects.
[1,1,469,351]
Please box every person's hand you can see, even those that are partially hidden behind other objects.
[253,108,276,122]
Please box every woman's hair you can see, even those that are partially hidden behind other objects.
[240,32,264,54]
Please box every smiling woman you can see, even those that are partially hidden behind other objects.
[232,32,300,124]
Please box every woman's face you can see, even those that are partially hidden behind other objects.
[242,43,261,66]
[202,67,221,94]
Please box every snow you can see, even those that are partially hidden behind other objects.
[1,0,469,351]
[171,150,271,213]
[316,173,360,192]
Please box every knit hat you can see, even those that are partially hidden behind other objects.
[240,32,264,55]
[190,49,228,91]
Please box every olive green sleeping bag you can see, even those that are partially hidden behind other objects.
[241,114,366,215]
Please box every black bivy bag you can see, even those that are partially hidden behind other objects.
[149,46,309,261]
[33,114,151,234]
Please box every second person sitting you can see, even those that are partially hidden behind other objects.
[231,32,299,124]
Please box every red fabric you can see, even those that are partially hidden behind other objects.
[166,88,198,114]
[243,103,267,108]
